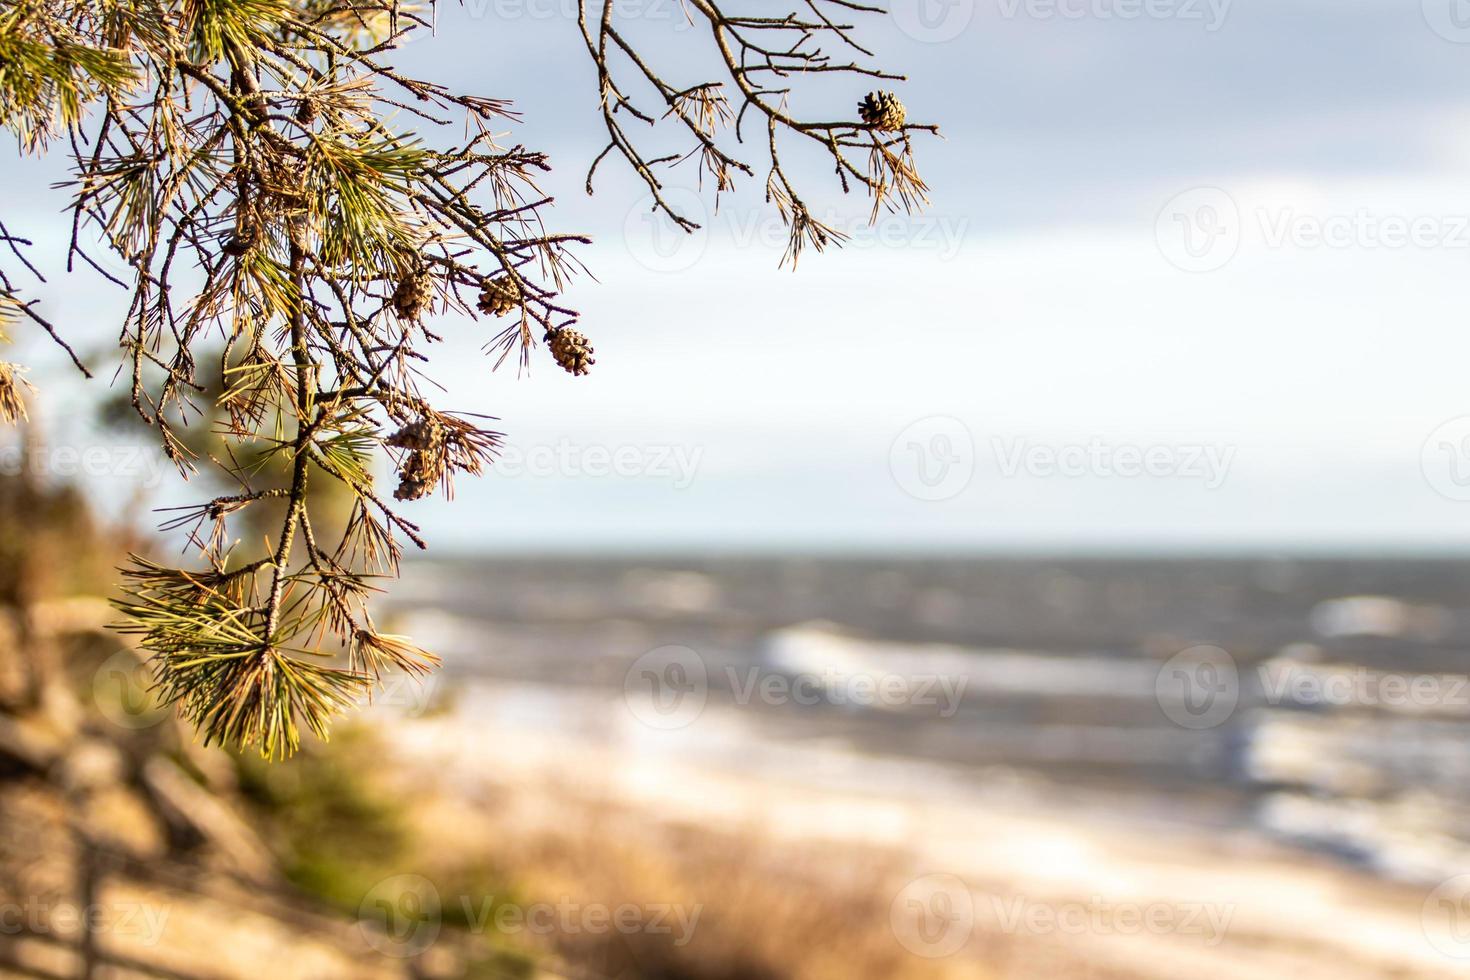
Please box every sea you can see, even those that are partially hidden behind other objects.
[382,555,1470,885]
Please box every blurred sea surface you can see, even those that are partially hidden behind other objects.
[384,556,1470,885]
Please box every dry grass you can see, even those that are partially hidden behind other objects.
[404,787,998,980]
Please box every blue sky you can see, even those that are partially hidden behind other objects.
[8,1,1470,552]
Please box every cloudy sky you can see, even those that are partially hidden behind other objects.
[9,0,1470,552]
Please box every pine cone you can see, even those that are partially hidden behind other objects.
[546,326,595,377]
[394,465,438,502]
[221,222,260,257]
[296,99,318,126]
[477,277,520,317]
[389,417,446,501]
[386,417,443,452]
[392,269,433,321]
[858,91,907,132]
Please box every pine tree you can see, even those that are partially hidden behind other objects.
[0,0,936,758]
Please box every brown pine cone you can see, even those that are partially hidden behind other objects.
[394,450,445,501]
[386,417,443,452]
[546,326,595,377]
[858,90,907,132]
[392,269,433,321]
[221,222,260,257]
[477,277,520,317]
[389,417,447,501]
